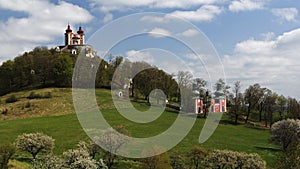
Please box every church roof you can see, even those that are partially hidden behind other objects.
[65,24,72,33]
[77,26,84,34]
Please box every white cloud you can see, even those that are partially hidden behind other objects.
[148,28,172,38]
[169,5,222,22]
[140,15,172,23]
[260,32,275,41]
[126,50,154,63]
[89,0,226,12]
[184,53,208,61]
[0,0,93,59]
[272,8,298,22]
[103,13,113,23]
[179,29,199,37]
[223,28,300,98]
[229,0,265,12]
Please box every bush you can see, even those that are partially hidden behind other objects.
[62,144,107,169]
[0,144,15,169]
[44,92,52,98]
[276,142,300,169]
[204,149,266,169]
[141,146,172,169]
[5,95,18,103]
[271,119,300,150]
[15,133,54,159]
[32,141,107,169]
[32,154,62,169]
[24,102,31,108]
[188,146,207,169]
[1,109,8,115]
[27,92,52,99]
[170,151,187,169]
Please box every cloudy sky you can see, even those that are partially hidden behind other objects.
[0,0,299,98]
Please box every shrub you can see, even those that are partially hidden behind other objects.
[170,151,187,169]
[0,143,15,169]
[271,119,300,150]
[32,154,62,169]
[141,146,172,169]
[62,145,107,169]
[1,109,8,115]
[5,95,18,103]
[27,92,52,99]
[24,102,31,108]
[32,141,107,169]
[276,142,300,169]
[44,92,52,98]
[15,133,54,159]
[204,149,266,169]
[188,146,207,169]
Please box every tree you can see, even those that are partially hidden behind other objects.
[193,78,207,96]
[78,141,102,159]
[287,97,300,119]
[0,144,15,169]
[244,83,263,123]
[62,148,98,169]
[264,92,278,128]
[257,88,269,122]
[177,71,193,112]
[271,119,300,150]
[214,79,230,99]
[53,56,73,87]
[177,71,193,89]
[96,125,130,169]
[188,146,207,169]
[15,133,54,159]
[0,60,14,91]
[277,95,287,120]
[231,81,243,125]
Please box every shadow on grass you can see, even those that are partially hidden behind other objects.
[254,146,281,152]
[14,157,33,163]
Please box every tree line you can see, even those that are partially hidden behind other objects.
[1,47,300,127]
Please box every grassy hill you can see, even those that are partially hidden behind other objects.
[0,88,280,168]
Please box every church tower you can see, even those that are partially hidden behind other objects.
[65,24,73,46]
[77,26,85,45]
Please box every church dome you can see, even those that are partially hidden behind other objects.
[77,26,84,34]
[65,24,72,33]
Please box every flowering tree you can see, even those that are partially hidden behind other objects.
[15,132,54,159]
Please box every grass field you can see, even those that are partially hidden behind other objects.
[0,88,280,168]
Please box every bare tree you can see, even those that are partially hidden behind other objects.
[231,81,243,125]
[177,71,193,89]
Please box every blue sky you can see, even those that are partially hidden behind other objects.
[0,0,300,98]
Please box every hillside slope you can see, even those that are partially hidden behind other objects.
[0,88,74,120]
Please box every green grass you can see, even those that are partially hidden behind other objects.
[0,88,280,168]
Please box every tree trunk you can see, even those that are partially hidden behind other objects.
[264,112,268,127]
[235,113,238,125]
[245,104,251,124]
[259,104,263,122]
[269,111,273,128]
